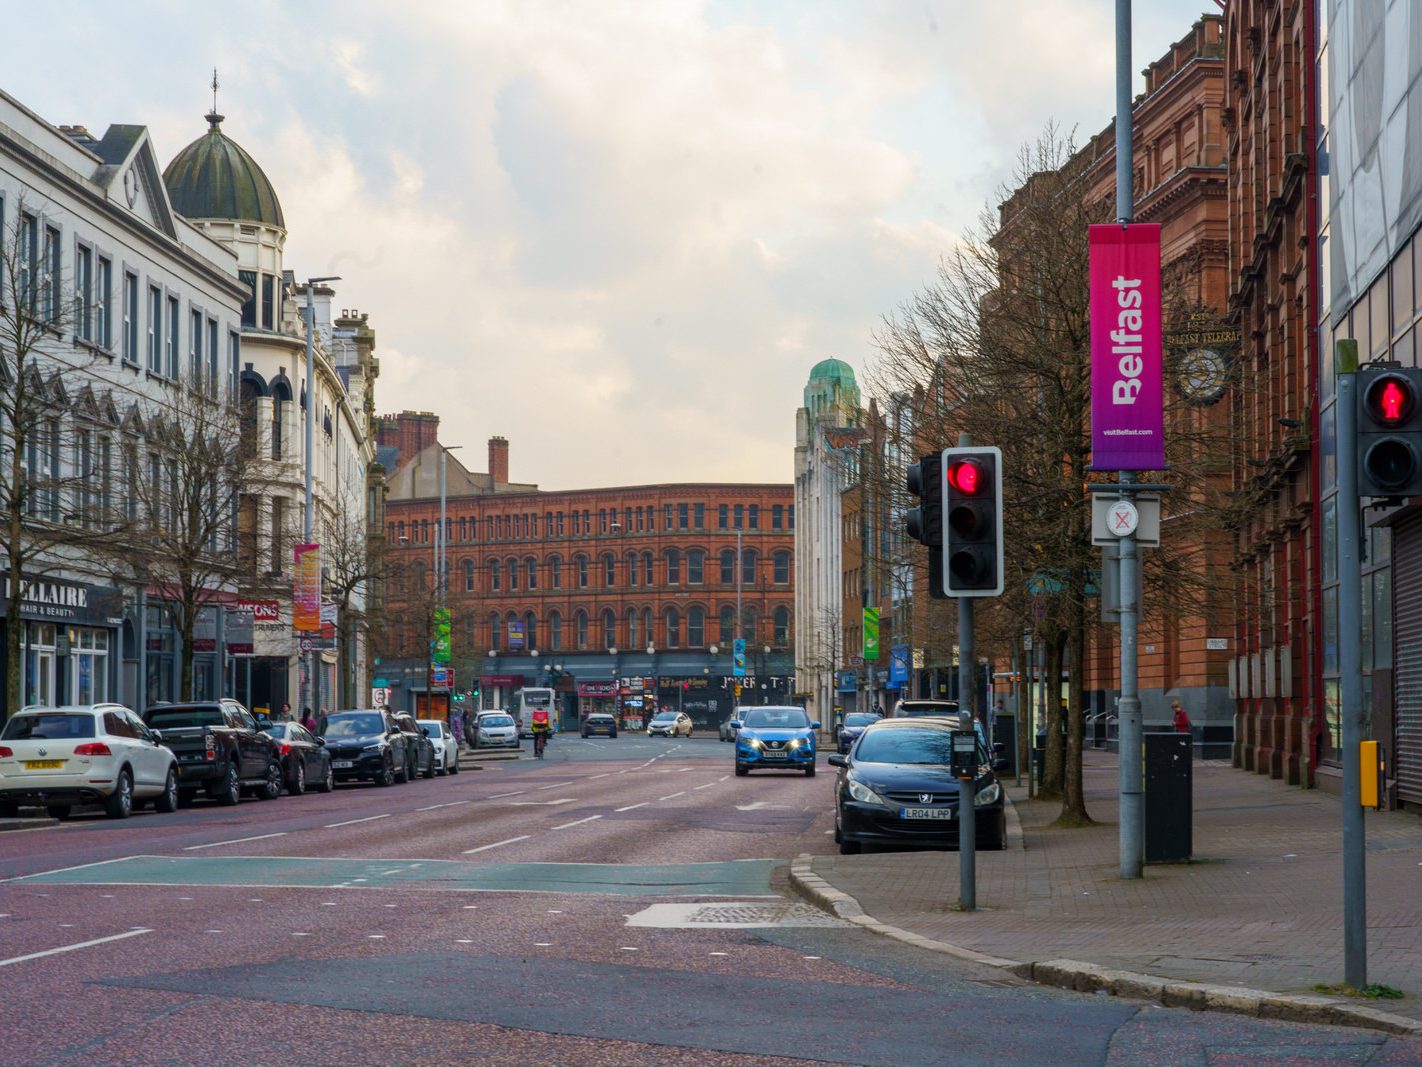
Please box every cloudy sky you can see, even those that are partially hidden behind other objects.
[7,0,1211,489]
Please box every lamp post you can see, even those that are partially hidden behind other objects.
[436,445,461,718]
[303,275,340,726]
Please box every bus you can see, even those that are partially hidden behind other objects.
[510,687,557,738]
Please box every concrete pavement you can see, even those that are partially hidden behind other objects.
[791,748,1422,1036]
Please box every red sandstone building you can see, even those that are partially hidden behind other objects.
[376,412,795,727]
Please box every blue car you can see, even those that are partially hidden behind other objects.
[837,711,881,754]
[733,706,820,777]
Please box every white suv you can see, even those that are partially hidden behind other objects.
[0,704,179,820]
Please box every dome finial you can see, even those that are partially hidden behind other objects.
[205,68,223,128]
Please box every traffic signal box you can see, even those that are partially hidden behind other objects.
[942,446,1004,597]
[1357,363,1422,499]
[906,452,946,598]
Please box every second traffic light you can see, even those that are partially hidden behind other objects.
[1357,363,1422,499]
[942,445,1003,597]
[906,452,946,598]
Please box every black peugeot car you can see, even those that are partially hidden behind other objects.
[829,717,1006,854]
[321,710,411,787]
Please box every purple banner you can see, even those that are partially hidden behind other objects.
[1090,224,1165,470]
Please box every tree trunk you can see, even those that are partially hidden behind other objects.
[1040,632,1064,798]
[1060,595,1091,823]
[5,567,23,721]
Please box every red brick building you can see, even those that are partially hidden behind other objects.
[377,413,795,727]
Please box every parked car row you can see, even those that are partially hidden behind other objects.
[0,700,463,821]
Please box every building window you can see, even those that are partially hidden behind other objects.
[643,608,653,647]
[41,225,60,322]
[17,213,37,311]
[207,318,219,395]
[95,256,112,348]
[664,504,673,529]
[688,607,705,647]
[721,549,735,584]
[774,606,789,646]
[602,609,616,650]
[718,504,728,529]
[678,503,689,529]
[666,548,681,585]
[464,559,475,591]
[75,245,93,341]
[526,557,537,590]
[788,505,795,529]
[190,308,203,381]
[628,551,640,586]
[549,555,562,589]
[549,610,562,651]
[719,605,735,644]
[665,608,681,648]
[239,269,257,327]
[772,504,783,529]
[507,556,518,591]
[229,331,241,400]
[694,502,705,528]
[742,606,759,643]
[643,551,654,585]
[489,613,502,651]
[733,504,743,529]
[575,610,589,650]
[603,553,616,587]
[122,272,138,363]
[557,512,565,536]
[577,555,589,588]
[490,559,501,591]
[773,550,790,584]
[627,608,639,648]
[524,612,538,650]
[146,286,162,371]
[166,296,179,377]
[742,549,757,584]
[687,550,704,584]
[749,504,759,530]
[261,274,274,330]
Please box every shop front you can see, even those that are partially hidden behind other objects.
[0,573,125,717]
[576,679,617,721]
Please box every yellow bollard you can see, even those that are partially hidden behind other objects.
[1360,740,1381,809]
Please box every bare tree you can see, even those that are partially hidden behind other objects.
[320,477,383,709]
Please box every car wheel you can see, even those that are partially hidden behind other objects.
[287,759,306,796]
[449,755,460,775]
[610,731,617,739]
[314,761,335,793]
[47,804,72,820]
[0,801,18,819]
[422,753,436,779]
[734,763,749,777]
[376,756,395,787]
[399,752,413,783]
[213,761,241,806]
[805,764,816,777]
[104,770,134,819]
[154,768,179,813]
[258,761,283,800]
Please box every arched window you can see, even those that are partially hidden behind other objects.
[741,548,758,584]
[507,556,519,591]
[665,548,681,585]
[719,605,735,644]
[627,608,639,648]
[549,555,562,589]
[463,558,475,591]
[463,615,475,651]
[412,561,427,592]
[603,552,616,588]
[524,612,538,650]
[687,550,704,584]
[421,519,429,543]
[490,559,502,591]
[548,610,562,651]
[489,612,502,651]
[688,606,705,647]
[774,606,790,646]
[720,548,735,584]
[643,608,653,648]
[627,551,639,586]
[575,610,589,650]
[602,609,617,650]
[665,607,681,648]
[773,550,791,584]
[576,554,589,588]
[643,551,654,586]
[525,557,538,590]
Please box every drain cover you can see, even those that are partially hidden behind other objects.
[626,900,850,929]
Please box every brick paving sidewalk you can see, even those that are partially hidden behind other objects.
[808,749,1422,1020]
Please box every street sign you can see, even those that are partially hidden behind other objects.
[862,608,880,660]
[433,608,452,663]
[1106,499,1139,536]
[732,638,747,677]
[1091,494,1161,546]
[371,687,390,708]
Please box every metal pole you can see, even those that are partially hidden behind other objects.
[736,527,743,641]
[955,433,977,908]
[136,587,147,710]
[1336,339,1367,988]
[304,285,316,725]
[1113,0,1144,881]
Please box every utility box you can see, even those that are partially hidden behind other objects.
[994,712,1018,775]
[1144,731,1192,863]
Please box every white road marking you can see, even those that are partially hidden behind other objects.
[462,835,530,854]
[0,927,151,968]
[718,775,730,782]
[534,942,553,947]
[693,783,716,790]
[0,855,138,884]
[803,955,822,960]
[536,781,575,790]
[487,791,524,799]
[658,791,686,800]
[551,815,602,830]
[368,934,385,939]
[205,929,222,934]
[416,800,471,812]
[710,951,729,956]
[456,939,473,943]
[323,814,391,829]
[462,905,479,910]
[183,832,287,851]
[509,798,575,806]
[615,802,648,812]
[58,924,73,928]
[619,946,639,952]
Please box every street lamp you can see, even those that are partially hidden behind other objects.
[303,274,340,725]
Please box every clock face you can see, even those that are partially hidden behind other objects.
[122,167,139,208]
[1178,347,1228,404]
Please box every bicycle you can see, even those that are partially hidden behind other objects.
[533,731,548,759]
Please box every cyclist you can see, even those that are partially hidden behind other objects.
[530,708,552,758]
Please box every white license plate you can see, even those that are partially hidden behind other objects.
[900,807,953,820]
[332,760,354,769]
[760,750,788,759]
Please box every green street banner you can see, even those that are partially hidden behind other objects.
[432,607,452,663]
[862,607,880,661]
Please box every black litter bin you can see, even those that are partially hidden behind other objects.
[1033,728,1046,787]
[1144,731,1192,862]
[994,713,1018,776]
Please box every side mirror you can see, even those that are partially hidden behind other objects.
[811,722,822,731]
[827,753,848,768]
[992,757,1010,772]
[729,721,742,730]
[993,741,1005,755]
[421,727,430,737]
[315,736,326,746]
[150,729,163,744]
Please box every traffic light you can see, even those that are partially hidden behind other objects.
[906,452,946,598]
[942,445,1003,597]
[1357,364,1422,498]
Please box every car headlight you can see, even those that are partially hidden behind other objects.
[846,777,888,806]
[360,743,386,753]
[787,737,805,748]
[974,781,1001,806]
[740,736,762,749]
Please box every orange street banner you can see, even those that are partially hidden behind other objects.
[293,543,322,632]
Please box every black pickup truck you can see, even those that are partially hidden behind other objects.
[142,700,283,806]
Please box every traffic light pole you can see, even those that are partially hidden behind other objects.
[1336,339,1367,989]
[957,433,977,910]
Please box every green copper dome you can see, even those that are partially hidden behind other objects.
[163,113,285,228]
[808,357,857,383]
[803,358,860,417]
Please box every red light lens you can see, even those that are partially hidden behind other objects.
[0,746,12,758]
[278,742,291,756]
[74,742,112,757]
[1379,380,1407,422]
[949,461,982,494]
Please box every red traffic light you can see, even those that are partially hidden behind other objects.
[1365,374,1416,426]
[947,460,983,495]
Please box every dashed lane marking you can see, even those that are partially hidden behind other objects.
[416,801,471,812]
[615,802,648,812]
[0,927,151,968]
[183,832,287,851]
[323,814,391,829]
[551,815,602,830]
[462,836,531,855]
[659,792,686,800]
[487,791,524,799]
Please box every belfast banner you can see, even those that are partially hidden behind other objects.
[293,544,321,633]
[1089,224,1164,471]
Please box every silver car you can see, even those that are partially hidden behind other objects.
[417,719,460,775]
[474,711,519,749]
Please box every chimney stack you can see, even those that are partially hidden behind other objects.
[488,436,509,484]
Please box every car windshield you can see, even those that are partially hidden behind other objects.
[652,712,677,722]
[418,722,444,737]
[843,713,877,727]
[1,713,96,740]
[145,707,224,728]
[480,714,514,727]
[853,728,978,765]
[587,716,612,723]
[325,713,385,737]
[742,708,810,730]
[260,723,288,738]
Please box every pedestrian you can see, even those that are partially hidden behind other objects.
[279,701,293,722]
[302,706,317,733]
[1171,699,1192,735]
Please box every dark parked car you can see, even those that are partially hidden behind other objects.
[890,699,960,719]
[259,721,334,795]
[836,711,881,754]
[394,713,437,779]
[828,717,1005,855]
[322,710,410,787]
[581,713,618,738]
[142,700,283,806]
